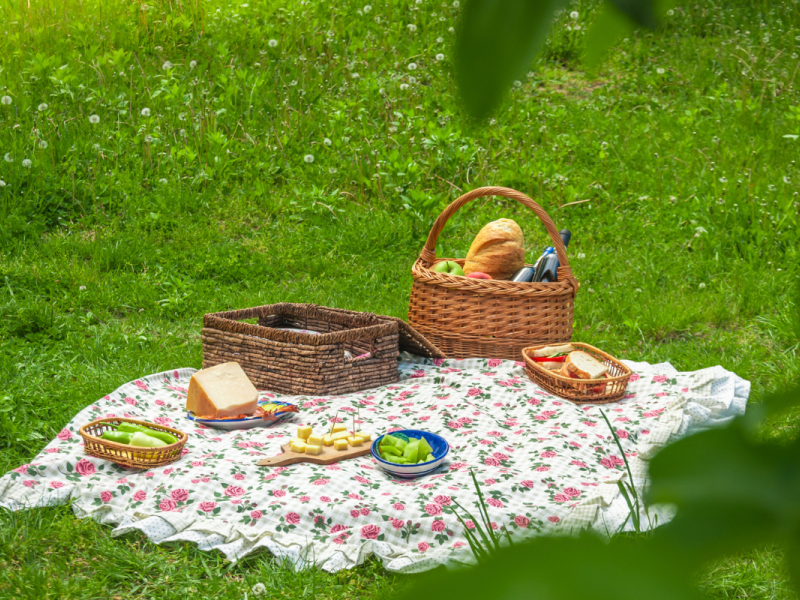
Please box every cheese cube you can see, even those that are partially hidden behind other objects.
[332,424,347,433]
[330,431,350,442]
[305,444,323,455]
[322,435,335,446]
[290,437,306,446]
[307,434,324,446]
[334,439,349,451]
[289,440,307,453]
[347,436,363,447]
[354,431,371,441]
[297,426,313,440]
[186,362,259,418]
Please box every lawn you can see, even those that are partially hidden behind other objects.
[0,0,798,597]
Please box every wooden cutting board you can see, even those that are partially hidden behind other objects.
[257,442,372,467]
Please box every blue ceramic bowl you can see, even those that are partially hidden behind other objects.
[371,429,450,479]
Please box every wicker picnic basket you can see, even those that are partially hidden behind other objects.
[522,343,632,404]
[202,303,442,396]
[408,186,580,360]
[79,418,187,469]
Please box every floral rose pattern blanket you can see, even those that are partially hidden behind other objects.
[0,355,748,573]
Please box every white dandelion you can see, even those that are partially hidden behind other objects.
[400,83,409,90]
[570,11,579,19]
[416,0,422,4]
[89,114,100,124]
[159,178,168,184]
[0,180,5,187]
[657,67,665,74]
[448,27,454,33]
[351,72,359,79]
[304,154,314,163]
[409,76,417,84]
[1,96,11,105]
[408,62,417,70]
[178,112,186,121]
[408,24,417,32]
[162,61,173,70]
[513,80,522,88]
[38,103,48,111]
[363,4,371,12]
[452,0,459,7]
[3,153,12,162]
[22,158,31,168]
[436,36,443,43]
[435,53,444,61]
[268,39,278,48]
[141,107,151,117]
[698,283,706,289]
[324,138,332,146]
[38,140,48,149]
[189,60,197,69]
[252,583,267,597]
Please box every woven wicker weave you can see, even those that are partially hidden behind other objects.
[522,343,632,404]
[408,186,580,360]
[202,303,427,396]
[79,418,187,469]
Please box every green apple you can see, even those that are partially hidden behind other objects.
[432,261,465,276]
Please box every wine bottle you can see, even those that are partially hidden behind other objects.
[533,229,572,282]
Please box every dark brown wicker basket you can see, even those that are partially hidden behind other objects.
[522,343,632,404]
[79,418,187,469]
[202,303,442,396]
[408,186,580,360]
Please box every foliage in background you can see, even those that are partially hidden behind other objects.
[1,0,799,597]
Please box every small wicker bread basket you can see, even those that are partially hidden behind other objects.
[79,418,187,469]
[408,186,580,360]
[522,343,632,404]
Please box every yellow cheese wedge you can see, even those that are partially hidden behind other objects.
[297,426,313,440]
[322,435,335,446]
[334,439,349,451]
[307,434,324,446]
[332,424,347,433]
[305,444,323,455]
[289,440,307,453]
[186,362,258,418]
[354,431,371,441]
[347,436,363,447]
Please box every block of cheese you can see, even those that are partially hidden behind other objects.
[334,439,349,451]
[347,436,363,447]
[297,426,313,440]
[321,435,335,446]
[290,437,307,446]
[305,444,323,455]
[307,434,324,446]
[331,424,347,433]
[330,431,350,442]
[290,440,307,453]
[354,431,371,441]
[186,362,258,418]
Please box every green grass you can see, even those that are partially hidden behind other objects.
[0,0,799,597]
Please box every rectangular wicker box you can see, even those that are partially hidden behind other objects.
[201,303,441,396]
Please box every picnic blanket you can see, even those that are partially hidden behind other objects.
[0,355,749,573]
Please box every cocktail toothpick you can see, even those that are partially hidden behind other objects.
[330,409,340,436]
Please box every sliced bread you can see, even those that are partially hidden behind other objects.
[532,343,575,358]
[564,351,607,380]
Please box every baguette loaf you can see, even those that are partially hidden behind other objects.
[464,219,525,280]
[564,351,607,380]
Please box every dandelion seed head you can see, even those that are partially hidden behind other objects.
[22,159,31,168]
[159,178,168,184]
[408,24,417,32]
[408,62,417,71]
[1,96,11,105]
[4,153,12,162]
[513,80,521,88]
[189,60,197,69]
[304,154,314,163]
[252,583,267,597]
[89,114,100,124]
[363,4,371,12]
[38,140,48,149]
[351,72,359,79]
[452,0,459,7]
[436,36,443,43]
[141,107,151,117]
[38,103,48,111]
[162,61,173,70]
[448,27,455,33]
[269,39,278,48]
[400,83,409,90]
[656,67,665,74]
[698,283,706,289]
[601,141,608,149]
[323,138,332,146]
[435,53,444,61]
[570,11,579,19]
[0,180,5,187]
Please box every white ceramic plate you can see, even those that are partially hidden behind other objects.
[186,400,297,430]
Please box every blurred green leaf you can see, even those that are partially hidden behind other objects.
[455,0,568,119]
[607,0,658,28]
[584,3,635,74]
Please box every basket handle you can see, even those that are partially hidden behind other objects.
[420,186,578,292]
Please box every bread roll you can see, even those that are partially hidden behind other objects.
[464,219,525,280]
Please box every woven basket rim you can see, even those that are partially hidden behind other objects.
[204,303,398,346]
[521,343,632,383]
[79,417,188,450]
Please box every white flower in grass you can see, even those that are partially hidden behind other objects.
[1,96,11,105]
[513,80,521,88]
[252,583,267,597]
[162,61,173,70]
[400,83,409,90]
[324,138,332,146]
[408,62,417,70]
[268,39,278,47]
[698,283,706,289]
[576,252,586,259]
[159,178,167,184]
[570,11,579,19]
[79,285,86,291]
[409,76,417,84]
[38,103,48,111]
[89,114,100,124]
[435,53,444,61]
[38,140,48,149]
[436,36,443,43]
[22,159,31,168]
[141,107,150,116]
[189,60,197,69]
[408,24,417,32]
[178,112,186,121]
[416,0,422,4]
[4,153,12,162]
[452,0,459,7]
[304,154,314,163]
[0,180,5,187]
[448,27,454,33]
[351,72,359,79]
[363,4,371,12]
[657,67,665,74]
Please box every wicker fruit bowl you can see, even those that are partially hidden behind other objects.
[79,418,188,469]
[522,343,632,404]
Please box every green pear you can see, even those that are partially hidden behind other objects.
[432,261,465,276]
